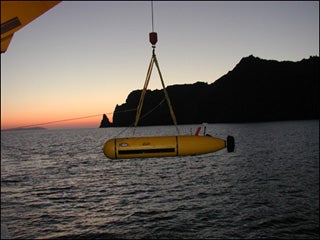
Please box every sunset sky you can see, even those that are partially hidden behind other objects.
[1,1,319,130]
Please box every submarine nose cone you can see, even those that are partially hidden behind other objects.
[103,139,116,159]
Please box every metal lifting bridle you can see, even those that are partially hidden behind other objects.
[134,2,180,135]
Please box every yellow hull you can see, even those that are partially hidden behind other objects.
[103,135,228,159]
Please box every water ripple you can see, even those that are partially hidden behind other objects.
[1,121,319,239]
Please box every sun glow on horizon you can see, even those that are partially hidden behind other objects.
[1,113,113,130]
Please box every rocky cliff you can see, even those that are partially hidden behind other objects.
[99,114,112,128]
[112,55,319,126]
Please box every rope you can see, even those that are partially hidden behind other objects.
[3,107,139,130]
[153,53,180,134]
[133,0,179,134]
[133,49,180,135]
[119,96,167,137]
[134,55,154,127]
[4,114,103,130]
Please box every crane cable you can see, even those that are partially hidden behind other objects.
[134,1,180,135]
[151,0,155,32]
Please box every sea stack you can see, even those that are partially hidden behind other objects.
[99,114,112,128]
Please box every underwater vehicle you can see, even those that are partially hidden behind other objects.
[103,134,235,159]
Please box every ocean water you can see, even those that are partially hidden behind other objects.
[1,120,319,239]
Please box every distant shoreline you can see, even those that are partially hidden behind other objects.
[1,127,47,132]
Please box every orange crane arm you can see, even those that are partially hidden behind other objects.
[1,1,61,53]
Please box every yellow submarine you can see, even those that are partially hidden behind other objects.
[103,134,234,159]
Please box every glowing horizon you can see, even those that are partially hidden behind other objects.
[1,113,113,130]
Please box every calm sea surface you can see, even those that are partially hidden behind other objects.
[1,121,319,239]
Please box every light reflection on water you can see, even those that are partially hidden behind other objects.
[1,120,319,239]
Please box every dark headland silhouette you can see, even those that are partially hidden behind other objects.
[100,55,319,127]
[99,114,112,128]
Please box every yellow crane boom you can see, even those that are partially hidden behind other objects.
[1,1,61,53]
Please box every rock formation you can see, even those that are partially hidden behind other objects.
[112,55,319,126]
[99,114,112,128]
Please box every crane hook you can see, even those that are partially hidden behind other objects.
[149,32,158,48]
